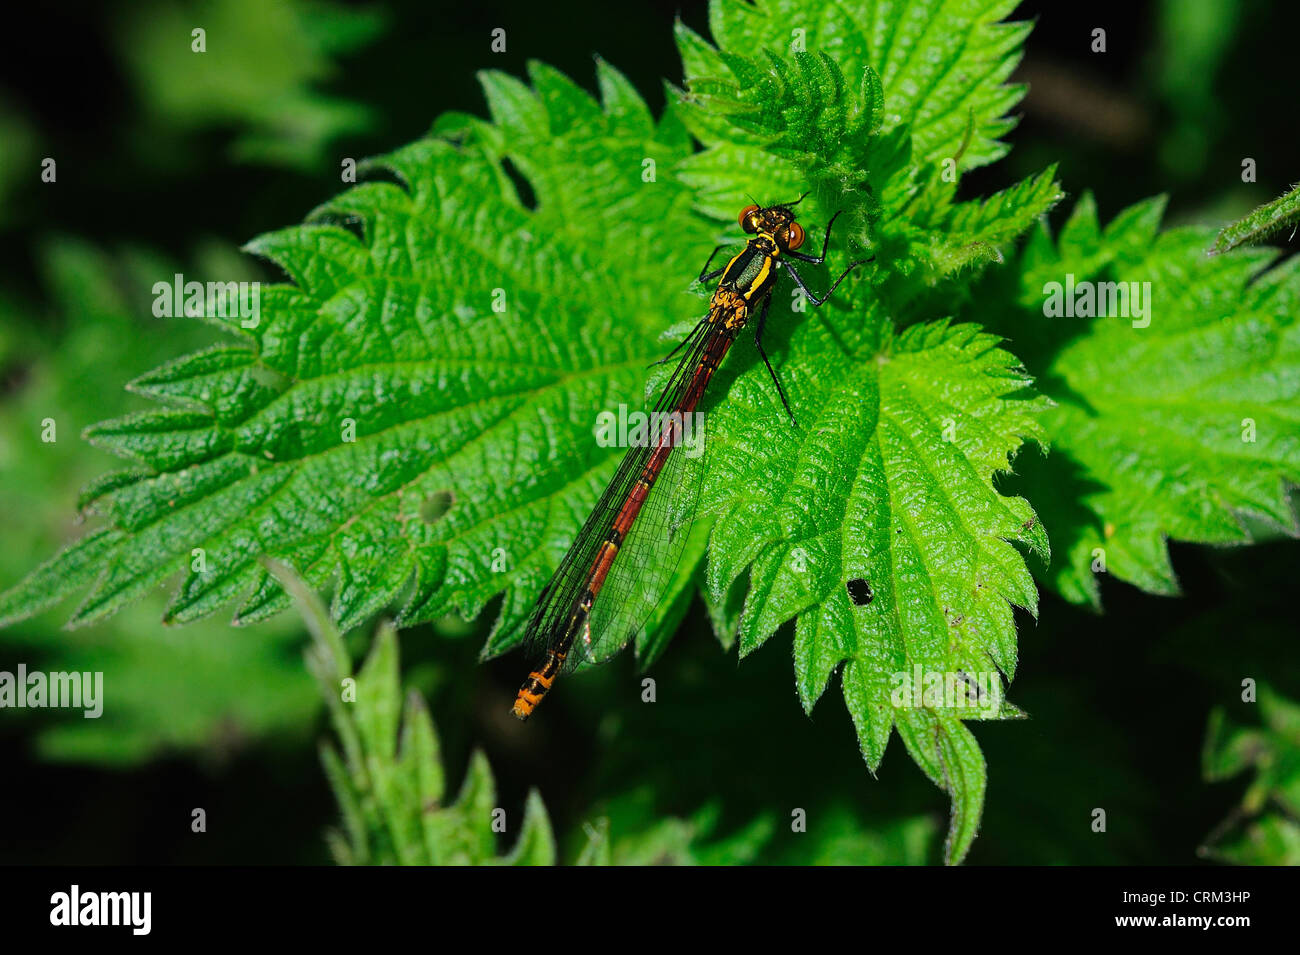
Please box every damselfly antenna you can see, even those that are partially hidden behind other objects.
[772,190,811,208]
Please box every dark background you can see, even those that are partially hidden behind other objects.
[0,0,1296,865]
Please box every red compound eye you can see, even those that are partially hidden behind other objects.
[738,204,760,233]
[785,221,805,250]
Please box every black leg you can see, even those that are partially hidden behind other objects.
[660,244,730,369]
[752,294,797,427]
[697,245,729,284]
[786,257,872,306]
[787,210,845,265]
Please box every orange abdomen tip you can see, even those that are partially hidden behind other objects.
[511,693,537,721]
[512,669,551,721]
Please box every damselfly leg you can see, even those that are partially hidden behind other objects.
[783,211,874,306]
[651,244,736,368]
[786,210,846,266]
[696,245,729,284]
[751,294,798,427]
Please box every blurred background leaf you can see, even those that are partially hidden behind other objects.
[113,0,386,170]
[1199,685,1300,865]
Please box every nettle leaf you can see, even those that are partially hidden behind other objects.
[289,568,555,866]
[974,194,1300,604]
[691,0,1028,172]
[672,0,1058,300]
[701,318,1046,865]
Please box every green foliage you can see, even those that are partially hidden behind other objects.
[971,193,1300,605]
[0,57,713,647]
[284,562,555,866]
[0,0,1063,864]
[775,808,938,865]
[113,0,384,169]
[1203,815,1300,865]
[683,0,1030,173]
[8,0,1297,866]
[1201,686,1300,864]
[1212,182,1300,255]
[700,319,1046,867]
[673,0,1058,284]
[573,796,775,865]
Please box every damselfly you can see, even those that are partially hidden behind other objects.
[512,197,869,719]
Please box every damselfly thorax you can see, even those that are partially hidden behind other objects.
[512,198,870,720]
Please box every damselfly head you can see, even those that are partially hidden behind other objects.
[738,203,806,252]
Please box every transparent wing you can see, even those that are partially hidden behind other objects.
[522,317,719,673]
[580,403,707,665]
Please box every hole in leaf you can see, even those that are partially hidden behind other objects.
[846,577,873,606]
[420,490,454,524]
[500,157,537,211]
